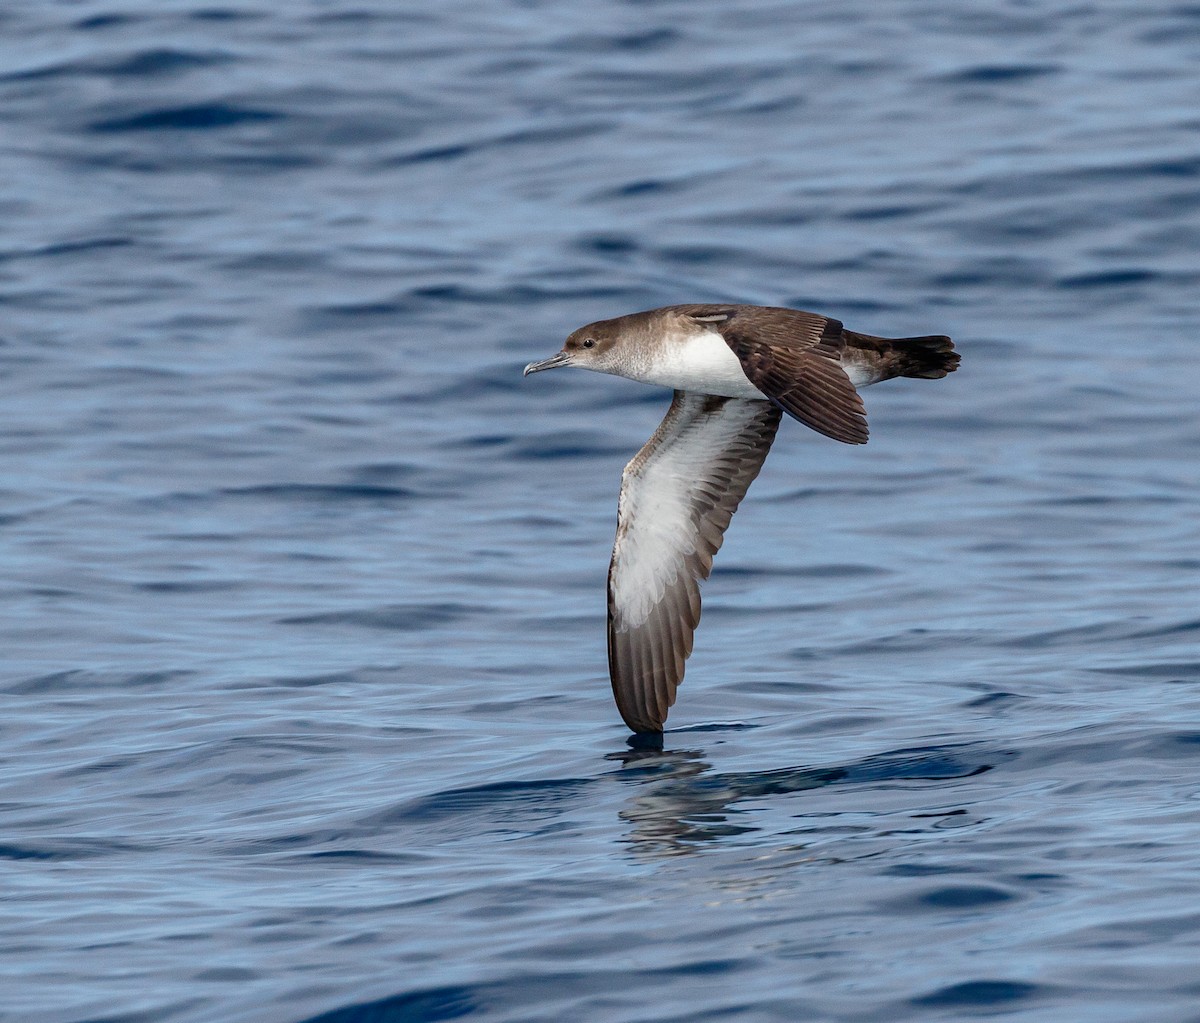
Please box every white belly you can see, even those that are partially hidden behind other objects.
[632,329,766,399]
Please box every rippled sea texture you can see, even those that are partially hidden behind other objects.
[3,2,1200,1021]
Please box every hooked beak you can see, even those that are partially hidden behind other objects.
[523,350,573,376]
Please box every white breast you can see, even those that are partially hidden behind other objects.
[629,329,766,399]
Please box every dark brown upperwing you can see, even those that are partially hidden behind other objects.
[715,310,868,445]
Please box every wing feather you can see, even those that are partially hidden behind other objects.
[606,392,782,733]
[727,333,868,444]
[675,305,869,445]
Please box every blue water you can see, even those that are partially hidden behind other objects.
[3,2,1200,1021]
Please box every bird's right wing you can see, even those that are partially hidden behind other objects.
[607,391,782,733]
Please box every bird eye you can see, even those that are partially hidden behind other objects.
[582,337,595,349]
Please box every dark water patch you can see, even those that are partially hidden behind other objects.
[1,48,228,82]
[804,295,916,314]
[300,299,419,329]
[220,250,328,274]
[444,281,639,306]
[305,283,637,327]
[953,155,1200,210]
[189,7,262,22]
[564,27,680,53]
[905,807,974,824]
[5,669,193,695]
[347,462,429,488]
[762,481,936,502]
[574,233,639,255]
[1140,16,1200,43]
[1032,491,1185,508]
[941,63,1061,83]
[298,983,477,1023]
[831,628,952,656]
[278,602,482,631]
[963,691,1028,710]
[300,849,426,863]
[881,861,977,878]
[219,483,417,504]
[310,9,390,24]
[0,844,62,861]
[265,671,359,689]
[695,206,816,228]
[911,979,1042,1008]
[1129,155,1200,179]
[1015,726,1200,771]
[1089,661,1200,680]
[24,236,135,259]
[56,362,189,388]
[148,531,241,545]
[903,884,1017,911]
[387,777,593,827]
[382,122,609,167]
[88,103,282,133]
[655,243,743,265]
[0,837,152,861]
[508,434,632,462]
[841,202,945,222]
[437,433,515,452]
[133,579,244,594]
[393,284,487,305]
[292,370,393,389]
[200,151,323,172]
[591,176,695,200]
[485,122,611,151]
[1126,617,1200,640]
[74,14,139,30]
[103,48,230,77]
[929,256,1053,288]
[1056,269,1159,289]
[997,619,1129,650]
[1071,910,1200,948]
[392,142,472,165]
[53,141,320,173]
[840,745,999,785]
[1170,732,1200,746]
[705,599,831,622]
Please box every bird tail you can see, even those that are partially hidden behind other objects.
[885,334,959,379]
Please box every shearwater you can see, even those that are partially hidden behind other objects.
[524,304,959,735]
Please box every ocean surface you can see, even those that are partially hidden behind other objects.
[3,2,1199,1021]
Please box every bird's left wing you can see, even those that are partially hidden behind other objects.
[607,391,782,733]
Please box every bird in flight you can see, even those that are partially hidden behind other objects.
[524,304,959,734]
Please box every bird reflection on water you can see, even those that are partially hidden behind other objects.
[607,738,997,859]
